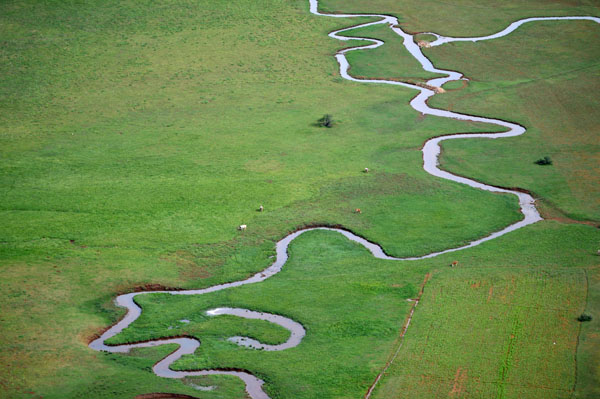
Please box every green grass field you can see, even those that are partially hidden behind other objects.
[1,0,598,398]
[427,20,600,223]
[373,265,587,399]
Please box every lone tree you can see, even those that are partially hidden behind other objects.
[318,114,334,128]
[577,313,592,322]
[534,156,553,165]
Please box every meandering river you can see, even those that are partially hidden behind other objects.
[89,1,599,397]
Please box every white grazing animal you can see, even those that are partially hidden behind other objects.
[238,224,247,231]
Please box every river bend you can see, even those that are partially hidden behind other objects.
[88,1,600,397]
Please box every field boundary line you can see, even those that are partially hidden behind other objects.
[570,267,590,398]
[364,272,432,398]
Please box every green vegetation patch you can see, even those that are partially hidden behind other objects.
[103,230,425,398]
[427,20,600,222]
[339,23,444,83]
[373,266,587,399]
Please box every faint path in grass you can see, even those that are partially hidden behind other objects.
[365,273,432,399]
[496,308,523,399]
[88,2,600,398]
[571,268,590,398]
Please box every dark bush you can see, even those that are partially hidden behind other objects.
[534,156,553,165]
[577,313,592,322]
[318,114,334,128]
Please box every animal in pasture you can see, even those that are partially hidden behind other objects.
[238,224,247,231]
[259,205,264,212]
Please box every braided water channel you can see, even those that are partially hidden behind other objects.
[89,1,600,397]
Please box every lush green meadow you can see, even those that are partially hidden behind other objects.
[1,0,598,398]
[374,265,588,399]
[328,4,600,223]
[427,20,600,222]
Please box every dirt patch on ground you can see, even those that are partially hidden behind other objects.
[353,74,428,86]
[80,325,109,346]
[132,283,182,293]
[537,199,599,227]
[412,81,446,93]
[449,367,468,396]
[86,324,114,345]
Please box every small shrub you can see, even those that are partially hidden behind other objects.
[534,156,553,165]
[577,313,592,322]
[318,114,333,128]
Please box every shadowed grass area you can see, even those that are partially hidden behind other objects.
[574,266,600,399]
